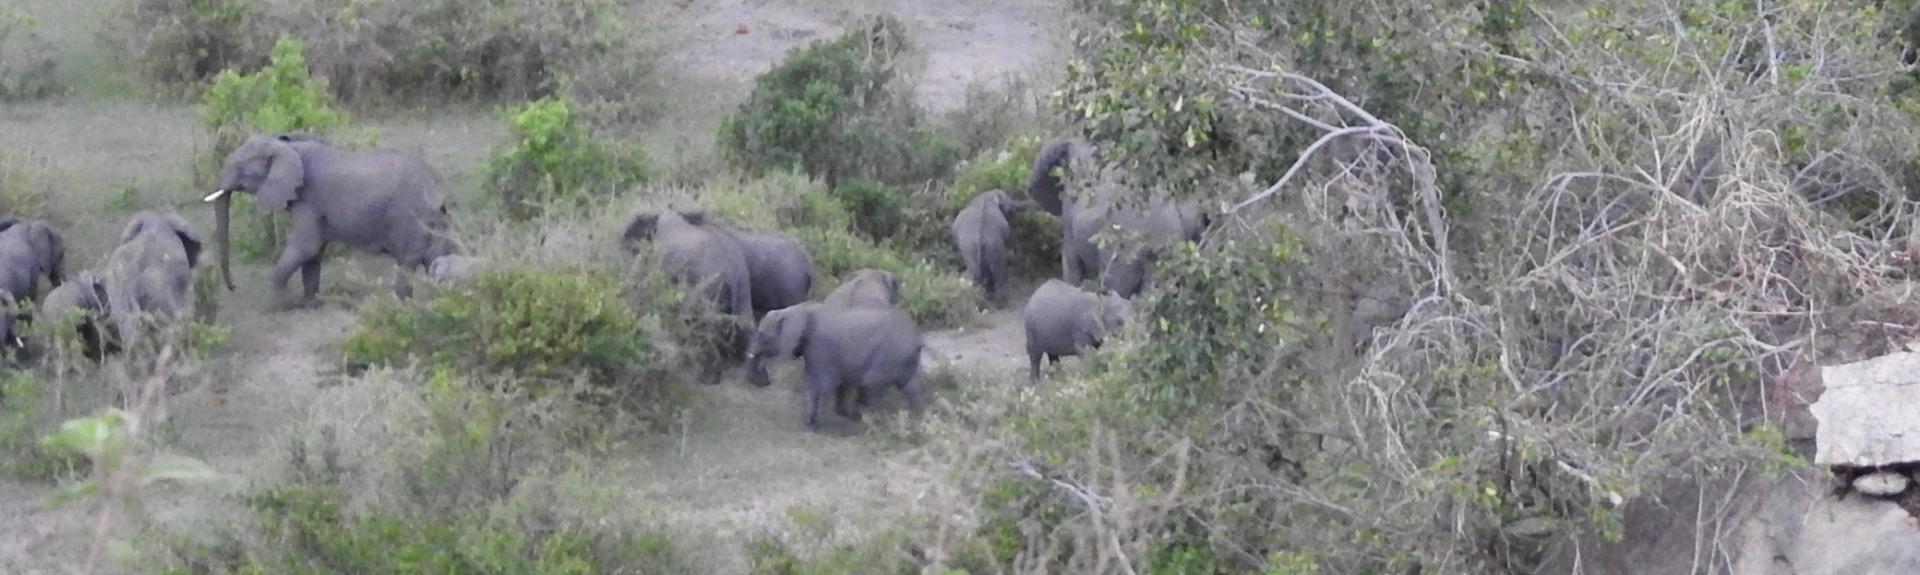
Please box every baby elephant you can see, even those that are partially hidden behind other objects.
[39,271,111,361]
[723,229,814,318]
[823,268,900,308]
[744,302,926,430]
[1023,279,1134,380]
[952,189,1023,305]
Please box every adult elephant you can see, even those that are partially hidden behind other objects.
[720,229,814,318]
[1061,195,1209,298]
[101,212,204,353]
[206,134,452,308]
[743,302,925,430]
[623,210,754,383]
[1027,138,1093,217]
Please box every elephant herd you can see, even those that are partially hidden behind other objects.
[0,132,1209,432]
[0,211,206,361]
[618,138,1211,429]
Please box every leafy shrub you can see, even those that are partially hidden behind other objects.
[239,486,685,575]
[0,6,58,101]
[718,14,959,187]
[200,37,345,136]
[198,36,346,262]
[342,267,674,404]
[829,180,906,240]
[486,96,651,220]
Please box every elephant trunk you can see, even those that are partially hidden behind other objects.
[214,191,235,291]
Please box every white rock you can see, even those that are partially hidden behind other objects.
[1852,471,1910,496]
[1811,351,1920,467]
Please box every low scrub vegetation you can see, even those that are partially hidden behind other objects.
[112,0,657,120]
[343,266,680,418]
[0,153,52,221]
[486,96,652,220]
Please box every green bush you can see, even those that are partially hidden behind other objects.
[0,6,58,101]
[198,36,346,262]
[829,180,906,241]
[718,14,958,187]
[486,96,652,220]
[341,267,676,406]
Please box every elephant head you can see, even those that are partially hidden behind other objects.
[1028,139,1093,217]
[0,219,66,287]
[1095,291,1135,335]
[825,268,901,308]
[40,271,110,359]
[206,134,307,291]
[745,303,817,387]
[121,212,205,269]
[621,210,708,246]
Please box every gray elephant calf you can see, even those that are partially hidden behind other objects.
[744,302,926,430]
[823,268,900,308]
[102,212,205,353]
[0,218,67,349]
[624,209,754,383]
[952,190,1022,306]
[39,271,110,361]
[722,229,814,317]
[1023,279,1133,380]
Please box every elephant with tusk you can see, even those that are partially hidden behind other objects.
[209,134,453,308]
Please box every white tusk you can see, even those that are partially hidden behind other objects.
[203,189,230,203]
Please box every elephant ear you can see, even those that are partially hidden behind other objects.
[622,213,659,243]
[258,138,306,212]
[772,305,813,359]
[0,217,18,236]
[165,214,205,268]
[876,271,902,305]
[30,223,63,283]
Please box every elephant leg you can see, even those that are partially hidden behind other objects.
[391,264,414,299]
[271,210,325,307]
[900,374,926,418]
[298,247,327,308]
[1029,351,1042,380]
[987,249,1009,305]
[804,380,827,430]
[834,385,861,421]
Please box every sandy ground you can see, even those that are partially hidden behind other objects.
[0,0,1066,572]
